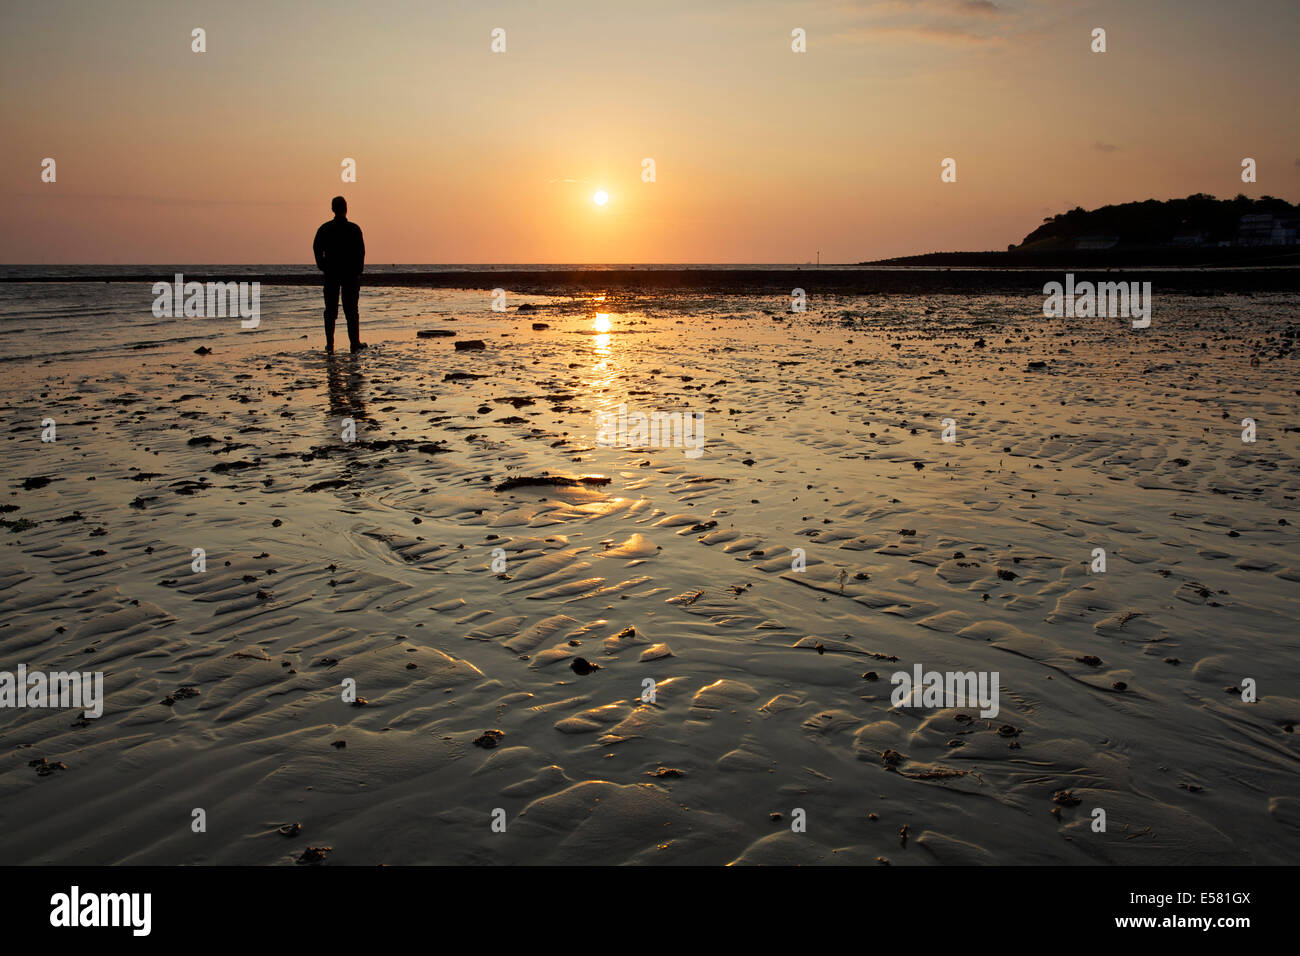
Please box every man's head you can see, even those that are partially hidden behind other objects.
[331,196,347,217]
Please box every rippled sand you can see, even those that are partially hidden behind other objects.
[1,286,1297,864]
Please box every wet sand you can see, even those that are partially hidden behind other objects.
[1,287,1297,864]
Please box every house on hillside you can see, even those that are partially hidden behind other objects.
[1074,234,1119,250]
[1272,217,1299,245]
[1238,213,1300,246]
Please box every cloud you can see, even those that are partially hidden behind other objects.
[954,0,1001,15]
[1094,142,1120,153]
[841,24,1004,46]
[820,0,1013,47]
[862,0,1003,17]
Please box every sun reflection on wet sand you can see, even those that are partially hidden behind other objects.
[585,311,620,407]
[593,312,614,358]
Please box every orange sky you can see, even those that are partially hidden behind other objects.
[2,0,1297,263]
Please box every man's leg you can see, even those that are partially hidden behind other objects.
[323,280,341,352]
[342,280,362,351]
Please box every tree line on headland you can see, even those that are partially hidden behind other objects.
[868,194,1300,267]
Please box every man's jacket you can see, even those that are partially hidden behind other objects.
[313,218,365,279]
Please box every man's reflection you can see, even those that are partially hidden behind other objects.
[326,353,367,424]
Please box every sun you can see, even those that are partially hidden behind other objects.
[593,190,609,206]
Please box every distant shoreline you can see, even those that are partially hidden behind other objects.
[3,266,1300,295]
[863,246,1300,269]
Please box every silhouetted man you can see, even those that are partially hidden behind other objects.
[313,196,366,353]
